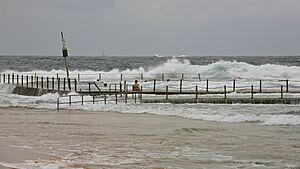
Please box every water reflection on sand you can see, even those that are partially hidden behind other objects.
[0,108,299,168]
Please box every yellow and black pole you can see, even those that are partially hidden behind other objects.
[61,31,71,90]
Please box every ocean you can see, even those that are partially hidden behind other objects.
[0,55,300,168]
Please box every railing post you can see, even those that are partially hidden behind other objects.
[78,73,80,83]
[31,76,34,88]
[124,80,126,90]
[224,85,227,99]
[88,83,91,92]
[134,93,137,103]
[206,79,209,94]
[251,85,254,99]
[41,77,44,89]
[104,94,107,105]
[233,79,236,92]
[153,79,156,92]
[166,86,168,100]
[47,77,49,89]
[120,74,123,81]
[3,74,5,83]
[63,78,66,91]
[68,78,71,91]
[179,79,183,93]
[119,82,122,97]
[181,73,184,80]
[198,73,201,82]
[52,77,54,90]
[81,94,84,105]
[140,86,143,99]
[115,84,117,104]
[26,75,28,88]
[21,75,24,87]
[162,73,164,81]
[8,74,10,84]
[259,80,262,93]
[16,75,19,85]
[57,97,60,111]
[36,76,39,88]
[57,78,60,90]
[286,79,289,92]
[196,85,198,99]
[74,79,77,92]
[12,74,14,84]
[69,95,71,106]
[125,84,128,104]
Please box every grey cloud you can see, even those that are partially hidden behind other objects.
[0,0,299,56]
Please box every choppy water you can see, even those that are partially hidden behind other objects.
[1,55,300,168]
[1,55,300,72]
[1,55,300,125]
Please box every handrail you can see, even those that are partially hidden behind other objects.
[56,93,142,111]
[87,82,101,91]
[3,73,300,108]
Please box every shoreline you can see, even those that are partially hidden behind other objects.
[0,145,59,169]
[0,107,299,168]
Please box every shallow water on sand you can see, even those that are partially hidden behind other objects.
[0,108,299,168]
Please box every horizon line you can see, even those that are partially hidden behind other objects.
[0,54,300,57]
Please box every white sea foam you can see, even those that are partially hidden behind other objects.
[2,58,300,95]
[2,58,300,81]
[1,58,300,126]
[0,161,67,169]
[262,114,300,125]
[52,98,300,126]
[0,84,15,94]
[1,90,300,125]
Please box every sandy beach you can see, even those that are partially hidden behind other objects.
[0,107,300,168]
[1,0,300,168]
[0,145,58,169]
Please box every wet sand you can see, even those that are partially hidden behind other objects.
[0,107,300,168]
[0,145,58,169]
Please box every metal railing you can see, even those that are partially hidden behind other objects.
[56,92,141,111]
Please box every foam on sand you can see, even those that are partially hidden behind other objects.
[0,145,60,169]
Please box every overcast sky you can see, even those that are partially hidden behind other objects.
[0,0,300,56]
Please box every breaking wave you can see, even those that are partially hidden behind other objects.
[1,58,300,126]
[1,58,300,81]
[0,84,15,94]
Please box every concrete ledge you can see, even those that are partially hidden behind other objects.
[13,86,68,96]
[141,98,300,104]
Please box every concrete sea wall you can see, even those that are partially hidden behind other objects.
[13,86,68,96]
